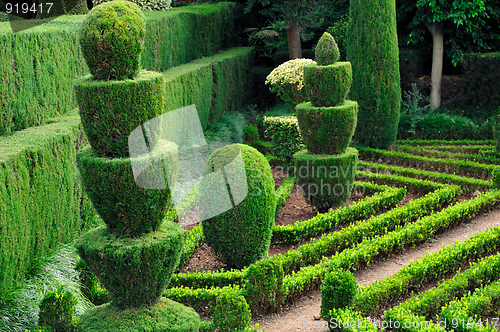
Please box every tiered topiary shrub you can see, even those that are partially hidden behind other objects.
[294,32,359,213]
[346,0,401,150]
[73,1,199,330]
[200,144,276,269]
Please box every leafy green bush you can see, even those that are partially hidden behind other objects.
[400,83,431,135]
[200,144,276,269]
[213,290,252,332]
[39,286,78,332]
[92,0,172,11]
[320,269,357,319]
[265,58,317,107]
[75,259,109,306]
[263,115,304,163]
[347,0,401,149]
[326,15,348,61]
[79,0,146,81]
[245,259,285,314]
[243,124,259,146]
[492,166,500,189]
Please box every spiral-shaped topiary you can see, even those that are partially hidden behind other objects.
[315,32,340,66]
[79,0,146,80]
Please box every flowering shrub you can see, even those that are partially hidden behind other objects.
[265,58,316,107]
[92,0,172,11]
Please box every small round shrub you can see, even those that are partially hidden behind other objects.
[315,32,340,65]
[39,285,78,332]
[200,144,276,269]
[213,291,252,332]
[79,0,146,80]
[243,124,259,146]
[320,269,358,320]
[265,58,317,107]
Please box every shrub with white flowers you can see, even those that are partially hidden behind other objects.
[92,0,172,11]
[265,58,316,107]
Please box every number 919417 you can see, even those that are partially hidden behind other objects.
[5,2,53,14]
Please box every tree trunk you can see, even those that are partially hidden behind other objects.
[425,21,444,110]
[286,16,302,59]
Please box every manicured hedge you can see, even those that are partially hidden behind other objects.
[0,3,236,136]
[0,111,92,298]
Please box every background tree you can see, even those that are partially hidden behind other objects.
[397,0,498,110]
[347,0,401,150]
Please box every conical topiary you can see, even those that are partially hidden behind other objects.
[293,32,359,213]
[315,32,340,66]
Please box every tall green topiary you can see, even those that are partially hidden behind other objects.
[346,0,401,149]
[200,144,276,269]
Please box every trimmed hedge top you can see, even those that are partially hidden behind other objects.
[79,0,146,80]
[315,32,340,66]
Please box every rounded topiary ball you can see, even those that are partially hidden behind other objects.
[79,0,146,80]
[320,269,358,320]
[315,32,340,66]
[200,144,276,269]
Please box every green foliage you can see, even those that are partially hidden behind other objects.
[39,286,77,332]
[93,0,172,11]
[76,142,177,236]
[0,244,91,332]
[243,124,260,146]
[75,71,164,158]
[76,220,185,308]
[461,53,500,109]
[320,270,357,319]
[296,100,357,154]
[400,83,431,135]
[213,290,252,332]
[347,0,401,149]
[326,15,348,61]
[275,175,296,214]
[37,0,88,18]
[385,250,500,331]
[201,144,276,269]
[265,58,317,107]
[263,115,304,163]
[293,147,358,213]
[245,259,285,314]
[315,32,340,65]
[283,189,500,302]
[303,62,352,108]
[75,259,109,306]
[0,112,87,299]
[77,297,200,332]
[492,110,500,152]
[79,1,145,81]
[491,166,500,189]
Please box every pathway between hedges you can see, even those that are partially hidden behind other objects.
[252,207,500,332]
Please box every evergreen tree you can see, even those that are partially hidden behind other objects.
[346,0,401,149]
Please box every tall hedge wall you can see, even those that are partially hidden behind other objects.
[0,46,253,299]
[0,111,85,298]
[0,2,236,137]
[346,0,401,150]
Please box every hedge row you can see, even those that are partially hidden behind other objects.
[349,225,500,316]
[385,251,500,331]
[358,161,490,194]
[282,189,500,302]
[357,146,495,179]
[395,139,495,147]
[357,171,444,194]
[272,182,405,243]
[439,279,500,332]
[412,144,493,154]
[394,144,500,165]
[0,110,92,298]
[163,47,253,130]
[0,3,236,136]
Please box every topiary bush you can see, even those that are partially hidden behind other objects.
[303,62,353,108]
[38,285,78,332]
[294,148,358,213]
[245,259,285,315]
[296,100,357,155]
[265,58,317,107]
[213,290,252,332]
[243,124,259,146]
[76,220,185,308]
[347,0,401,149]
[263,115,304,163]
[315,32,340,66]
[200,144,277,269]
[320,269,358,320]
[79,0,146,81]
